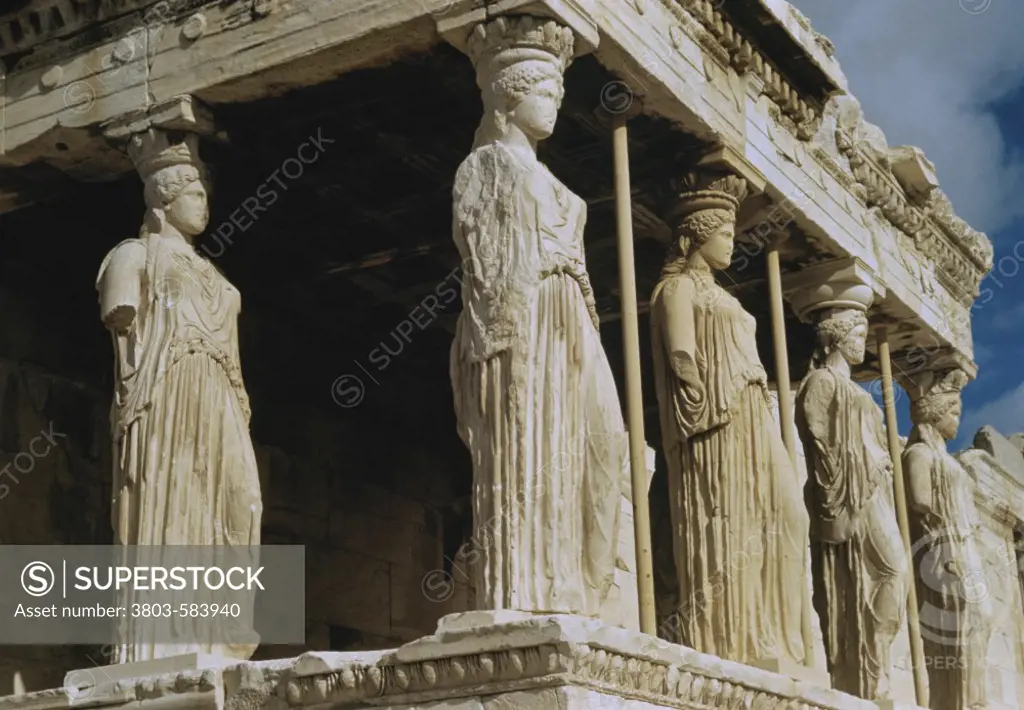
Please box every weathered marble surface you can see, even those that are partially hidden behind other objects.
[904,370,993,710]
[796,304,908,700]
[448,15,629,621]
[0,0,1010,704]
[955,429,1024,710]
[650,168,808,666]
[972,426,1024,486]
[97,124,261,662]
[0,614,888,710]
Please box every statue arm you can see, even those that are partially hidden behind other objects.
[97,240,147,333]
[572,263,600,330]
[662,278,697,361]
[799,371,837,444]
[800,371,856,543]
[453,147,539,357]
[97,241,147,412]
[568,206,599,330]
[658,279,711,438]
[904,445,937,521]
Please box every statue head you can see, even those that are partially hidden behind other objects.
[811,307,869,368]
[129,129,210,239]
[661,172,746,277]
[144,165,209,237]
[468,16,574,148]
[911,368,969,441]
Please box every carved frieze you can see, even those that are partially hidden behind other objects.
[281,642,846,710]
[662,0,821,136]
[0,0,186,59]
[828,103,992,306]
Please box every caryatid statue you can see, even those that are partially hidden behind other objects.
[904,368,992,710]
[793,286,908,700]
[96,127,262,662]
[649,169,809,665]
[449,15,629,619]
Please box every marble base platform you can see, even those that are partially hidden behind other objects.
[876,700,929,710]
[0,613,886,710]
[62,653,234,697]
[750,657,832,688]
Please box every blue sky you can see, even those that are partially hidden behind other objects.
[794,0,1024,450]
[962,84,1024,448]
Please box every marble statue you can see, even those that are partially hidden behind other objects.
[904,369,992,710]
[96,129,262,662]
[794,303,908,699]
[649,171,808,664]
[449,16,628,618]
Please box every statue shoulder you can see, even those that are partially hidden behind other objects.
[96,238,147,289]
[455,143,528,189]
[903,441,937,470]
[656,274,697,307]
[797,368,840,433]
[802,368,840,395]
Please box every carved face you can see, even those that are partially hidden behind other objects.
[510,77,562,141]
[937,397,962,441]
[838,321,868,365]
[166,181,209,236]
[697,223,735,270]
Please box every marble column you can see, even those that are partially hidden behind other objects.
[904,367,994,710]
[787,262,910,700]
[443,14,633,626]
[650,162,810,669]
[98,96,262,663]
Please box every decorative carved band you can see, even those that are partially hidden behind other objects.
[661,0,822,139]
[282,644,840,710]
[0,0,155,58]
[0,637,871,710]
[834,133,992,305]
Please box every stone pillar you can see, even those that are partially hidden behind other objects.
[903,366,995,710]
[97,96,263,665]
[439,10,643,631]
[785,259,921,703]
[650,156,824,679]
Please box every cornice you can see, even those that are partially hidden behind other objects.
[0,0,156,58]
[834,133,993,306]
[658,0,825,140]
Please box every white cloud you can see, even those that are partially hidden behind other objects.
[986,300,1024,331]
[792,0,1024,235]
[960,380,1024,441]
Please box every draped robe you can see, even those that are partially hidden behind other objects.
[795,367,908,699]
[97,233,262,662]
[905,441,993,710]
[450,142,628,617]
[650,271,807,664]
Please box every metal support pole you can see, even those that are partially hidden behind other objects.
[766,242,815,667]
[767,243,797,468]
[612,115,657,636]
[876,326,929,707]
